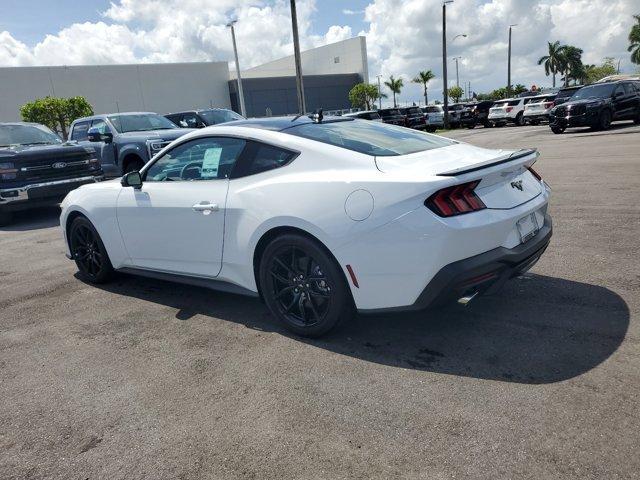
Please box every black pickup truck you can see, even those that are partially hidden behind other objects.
[0,122,104,226]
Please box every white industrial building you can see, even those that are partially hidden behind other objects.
[0,37,368,122]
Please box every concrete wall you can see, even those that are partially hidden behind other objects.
[0,62,230,122]
[229,73,362,117]
[233,37,368,82]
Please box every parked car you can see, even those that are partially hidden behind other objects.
[0,122,103,226]
[342,111,383,122]
[488,97,531,126]
[378,108,406,126]
[61,115,551,337]
[464,100,495,128]
[548,80,640,134]
[397,106,429,131]
[69,112,194,177]
[447,103,469,128]
[523,94,557,125]
[165,108,244,128]
[421,105,444,130]
[553,85,582,106]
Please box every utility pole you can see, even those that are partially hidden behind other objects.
[507,24,517,95]
[227,20,246,117]
[442,1,453,128]
[290,0,306,114]
[376,74,382,109]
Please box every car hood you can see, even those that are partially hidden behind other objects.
[118,128,195,141]
[0,142,93,161]
[559,98,606,108]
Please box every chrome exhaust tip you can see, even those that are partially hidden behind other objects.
[457,291,479,306]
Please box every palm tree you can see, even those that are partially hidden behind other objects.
[538,41,564,88]
[561,45,584,86]
[384,75,404,107]
[629,14,640,65]
[412,70,435,105]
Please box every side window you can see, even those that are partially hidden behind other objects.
[91,119,110,134]
[144,137,246,182]
[182,113,202,128]
[71,121,90,141]
[623,83,635,95]
[243,142,297,176]
[165,114,180,126]
[614,85,625,97]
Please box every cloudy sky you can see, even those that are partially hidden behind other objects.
[0,0,638,106]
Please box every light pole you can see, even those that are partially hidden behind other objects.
[227,20,246,117]
[290,0,306,114]
[442,0,454,128]
[453,56,462,88]
[376,74,382,109]
[507,24,517,95]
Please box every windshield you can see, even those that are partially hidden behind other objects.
[199,109,244,125]
[571,84,615,101]
[108,114,177,133]
[285,119,454,156]
[0,124,62,147]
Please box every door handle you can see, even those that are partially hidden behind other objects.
[192,202,219,214]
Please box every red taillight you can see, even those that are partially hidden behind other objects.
[505,107,513,113]
[527,166,542,181]
[426,180,486,217]
[543,102,553,109]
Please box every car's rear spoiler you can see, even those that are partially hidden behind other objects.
[436,148,539,176]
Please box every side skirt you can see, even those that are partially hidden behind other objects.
[117,267,259,298]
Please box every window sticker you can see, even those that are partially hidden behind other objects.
[201,147,222,178]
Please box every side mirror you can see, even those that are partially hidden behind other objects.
[87,127,113,143]
[121,171,142,189]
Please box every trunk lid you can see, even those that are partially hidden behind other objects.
[375,143,543,209]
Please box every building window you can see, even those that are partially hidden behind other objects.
[334,56,340,64]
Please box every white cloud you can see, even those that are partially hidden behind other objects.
[0,0,638,105]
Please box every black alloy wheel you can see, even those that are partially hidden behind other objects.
[259,234,353,337]
[70,216,114,283]
[598,110,612,130]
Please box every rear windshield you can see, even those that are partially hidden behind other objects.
[379,109,400,117]
[405,107,422,115]
[425,106,441,113]
[494,100,520,107]
[284,120,454,157]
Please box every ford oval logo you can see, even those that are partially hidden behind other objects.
[52,162,67,169]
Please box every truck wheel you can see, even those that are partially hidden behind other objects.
[597,110,612,130]
[0,210,13,227]
[124,159,144,173]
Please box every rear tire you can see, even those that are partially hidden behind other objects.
[259,234,354,337]
[0,210,12,227]
[515,112,525,126]
[530,119,540,126]
[69,216,114,284]
[551,126,565,134]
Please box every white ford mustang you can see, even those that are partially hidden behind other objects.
[60,115,552,336]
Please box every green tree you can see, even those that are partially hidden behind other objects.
[628,14,640,65]
[348,83,383,110]
[447,85,464,103]
[583,58,618,84]
[384,75,404,107]
[20,96,93,140]
[513,84,527,95]
[560,45,584,86]
[412,70,435,105]
[538,41,565,88]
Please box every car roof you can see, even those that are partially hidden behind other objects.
[223,115,353,132]
[0,121,44,126]
[166,108,235,115]
[73,112,158,123]
[343,110,378,116]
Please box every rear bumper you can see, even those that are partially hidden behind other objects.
[360,214,552,313]
[524,113,549,121]
[0,175,104,211]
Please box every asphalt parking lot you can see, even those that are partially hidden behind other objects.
[2,122,639,479]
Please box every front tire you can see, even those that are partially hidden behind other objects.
[0,210,13,227]
[634,108,640,125]
[259,234,353,337]
[515,112,525,126]
[69,216,114,283]
[597,110,612,130]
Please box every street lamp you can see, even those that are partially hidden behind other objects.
[226,20,246,117]
[453,34,467,42]
[376,74,382,110]
[507,24,517,95]
[453,56,462,88]
[442,0,454,128]
[290,0,306,114]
